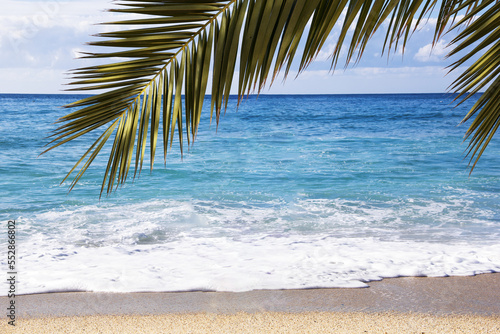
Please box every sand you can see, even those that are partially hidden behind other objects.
[2,274,500,333]
[4,312,500,333]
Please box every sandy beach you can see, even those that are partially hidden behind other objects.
[2,273,499,333]
[3,312,500,333]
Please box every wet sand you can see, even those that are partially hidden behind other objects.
[2,273,499,332]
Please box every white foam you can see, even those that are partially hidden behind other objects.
[4,198,500,295]
[7,234,500,295]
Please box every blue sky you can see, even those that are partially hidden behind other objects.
[1,0,470,94]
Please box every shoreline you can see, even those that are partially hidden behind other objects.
[2,274,500,332]
[6,273,500,317]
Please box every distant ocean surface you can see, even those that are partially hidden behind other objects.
[1,93,500,295]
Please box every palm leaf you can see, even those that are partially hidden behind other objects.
[44,0,500,195]
[445,0,500,172]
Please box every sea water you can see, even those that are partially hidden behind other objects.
[1,93,500,294]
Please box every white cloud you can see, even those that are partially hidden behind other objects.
[0,0,128,69]
[263,66,470,94]
[0,67,65,93]
[0,1,122,94]
[414,39,449,62]
[411,14,464,32]
[0,2,474,95]
[412,17,438,32]
[316,42,336,62]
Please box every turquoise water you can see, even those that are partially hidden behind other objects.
[1,93,500,294]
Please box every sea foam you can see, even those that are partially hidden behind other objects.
[6,198,500,295]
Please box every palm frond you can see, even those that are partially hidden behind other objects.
[44,0,500,195]
[445,0,500,172]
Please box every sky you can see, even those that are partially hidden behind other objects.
[1,0,473,95]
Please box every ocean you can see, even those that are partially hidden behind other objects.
[1,93,500,295]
